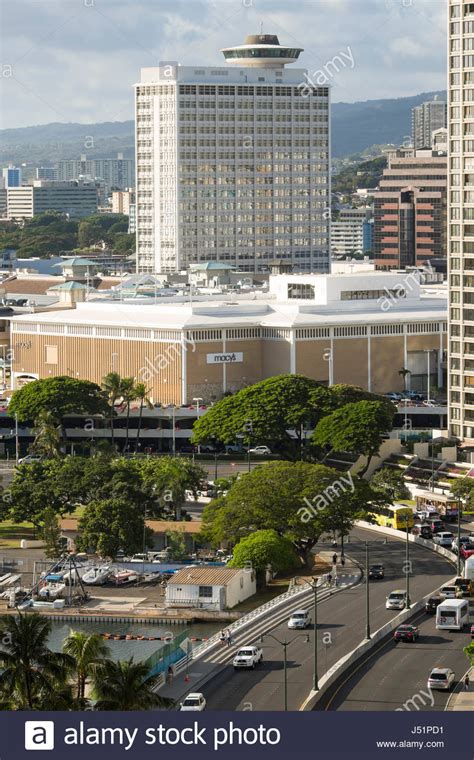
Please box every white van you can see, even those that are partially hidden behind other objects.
[435,598,469,631]
[433,532,454,547]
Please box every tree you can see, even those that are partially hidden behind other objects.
[76,497,152,558]
[9,376,109,423]
[33,409,63,458]
[3,459,73,526]
[41,507,63,559]
[229,529,298,582]
[120,376,136,452]
[165,528,187,560]
[0,614,72,710]
[92,658,171,710]
[101,372,123,449]
[63,631,110,702]
[451,478,474,510]
[134,382,153,448]
[139,456,206,520]
[200,461,374,564]
[371,467,410,501]
[398,367,411,392]
[312,400,394,476]
[464,641,474,666]
[192,375,332,458]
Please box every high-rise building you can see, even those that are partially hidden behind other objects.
[57,153,134,195]
[2,165,21,188]
[373,149,447,270]
[412,96,447,150]
[448,0,474,441]
[6,180,98,220]
[111,189,135,215]
[331,208,372,258]
[36,166,58,181]
[135,34,330,274]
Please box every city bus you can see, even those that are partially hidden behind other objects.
[435,598,470,631]
[370,505,414,531]
[415,492,459,522]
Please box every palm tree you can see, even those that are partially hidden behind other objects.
[92,658,172,710]
[120,377,136,453]
[398,367,411,393]
[63,631,110,701]
[134,382,153,450]
[33,409,62,458]
[0,614,73,710]
[101,372,123,450]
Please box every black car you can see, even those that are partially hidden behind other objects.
[368,564,384,579]
[425,595,443,614]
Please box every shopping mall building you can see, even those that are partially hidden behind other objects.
[9,272,447,405]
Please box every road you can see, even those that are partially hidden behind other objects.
[320,601,472,712]
[202,527,456,711]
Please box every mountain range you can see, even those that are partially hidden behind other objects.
[0,90,447,167]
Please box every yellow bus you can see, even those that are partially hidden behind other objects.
[371,505,414,531]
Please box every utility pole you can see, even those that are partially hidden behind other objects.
[457,497,462,577]
[405,519,411,609]
[365,542,371,639]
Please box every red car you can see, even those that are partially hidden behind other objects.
[460,543,474,559]
[393,624,420,642]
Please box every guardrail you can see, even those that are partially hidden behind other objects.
[172,579,325,674]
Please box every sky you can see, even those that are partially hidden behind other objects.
[0,0,448,130]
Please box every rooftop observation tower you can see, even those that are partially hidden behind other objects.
[221,34,303,68]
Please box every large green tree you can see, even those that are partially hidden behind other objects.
[9,376,109,422]
[76,497,152,558]
[312,400,394,476]
[92,658,171,710]
[229,529,299,581]
[370,467,410,501]
[63,631,110,702]
[201,461,375,564]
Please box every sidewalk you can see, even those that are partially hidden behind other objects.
[447,668,474,711]
[158,660,220,704]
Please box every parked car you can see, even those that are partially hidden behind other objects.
[393,624,419,642]
[179,693,206,711]
[247,445,272,456]
[460,543,474,559]
[129,553,148,563]
[439,585,463,599]
[425,595,443,614]
[17,454,42,465]
[385,590,407,610]
[385,392,402,402]
[427,668,455,691]
[433,532,455,547]
[225,444,246,454]
[368,564,385,579]
[288,609,311,629]
[232,646,263,670]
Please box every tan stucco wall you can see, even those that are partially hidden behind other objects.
[295,340,331,382]
[370,336,405,394]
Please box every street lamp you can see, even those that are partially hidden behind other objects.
[346,535,388,639]
[456,496,462,577]
[404,516,411,609]
[193,397,203,455]
[260,632,309,711]
[297,576,323,691]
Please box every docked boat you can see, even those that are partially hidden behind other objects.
[82,565,111,586]
[113,569,138,585]
[38,581,65,599]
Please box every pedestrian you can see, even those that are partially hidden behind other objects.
[464,674,470,691]
[341,556,345,567]
[327,572,332,584]
[332,553,337,565]
[226,630,233,647]
[166,665,173,685]
[220,630,226,645]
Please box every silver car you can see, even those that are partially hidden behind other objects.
[427,668,455,691]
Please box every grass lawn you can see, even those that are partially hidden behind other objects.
[64,505,85,519]
[0,520,36,548]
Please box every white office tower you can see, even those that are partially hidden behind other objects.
[412,96,447,150]
[448,1,474,441]
[135,34,330,274]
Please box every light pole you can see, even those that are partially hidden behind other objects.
[365,542,371,640]
[457,497,462,577]
[298,576,321,690]
[423,349,434,401]
[260,632,309,711]
[405,517,411,609]
[193,397,203,455]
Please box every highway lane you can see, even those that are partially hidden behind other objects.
[203,527,456,711]
[321,602,472,711]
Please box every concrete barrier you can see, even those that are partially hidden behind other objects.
[300,521,457,711]
[20,539,45,549]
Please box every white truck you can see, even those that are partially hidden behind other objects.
[232,645,263,670]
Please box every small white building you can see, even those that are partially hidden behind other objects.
[165,567,256,610]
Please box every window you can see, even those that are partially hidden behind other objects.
[198,586,213,598]
[45,345,58,365]
[287,283,315,299]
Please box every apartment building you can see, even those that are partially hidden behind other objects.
[331,208,372,258]
[135,34,330,274]
[412,96,447,150]
[57,153,134,194]
[373,149,447,270]
[448,0,474,441]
